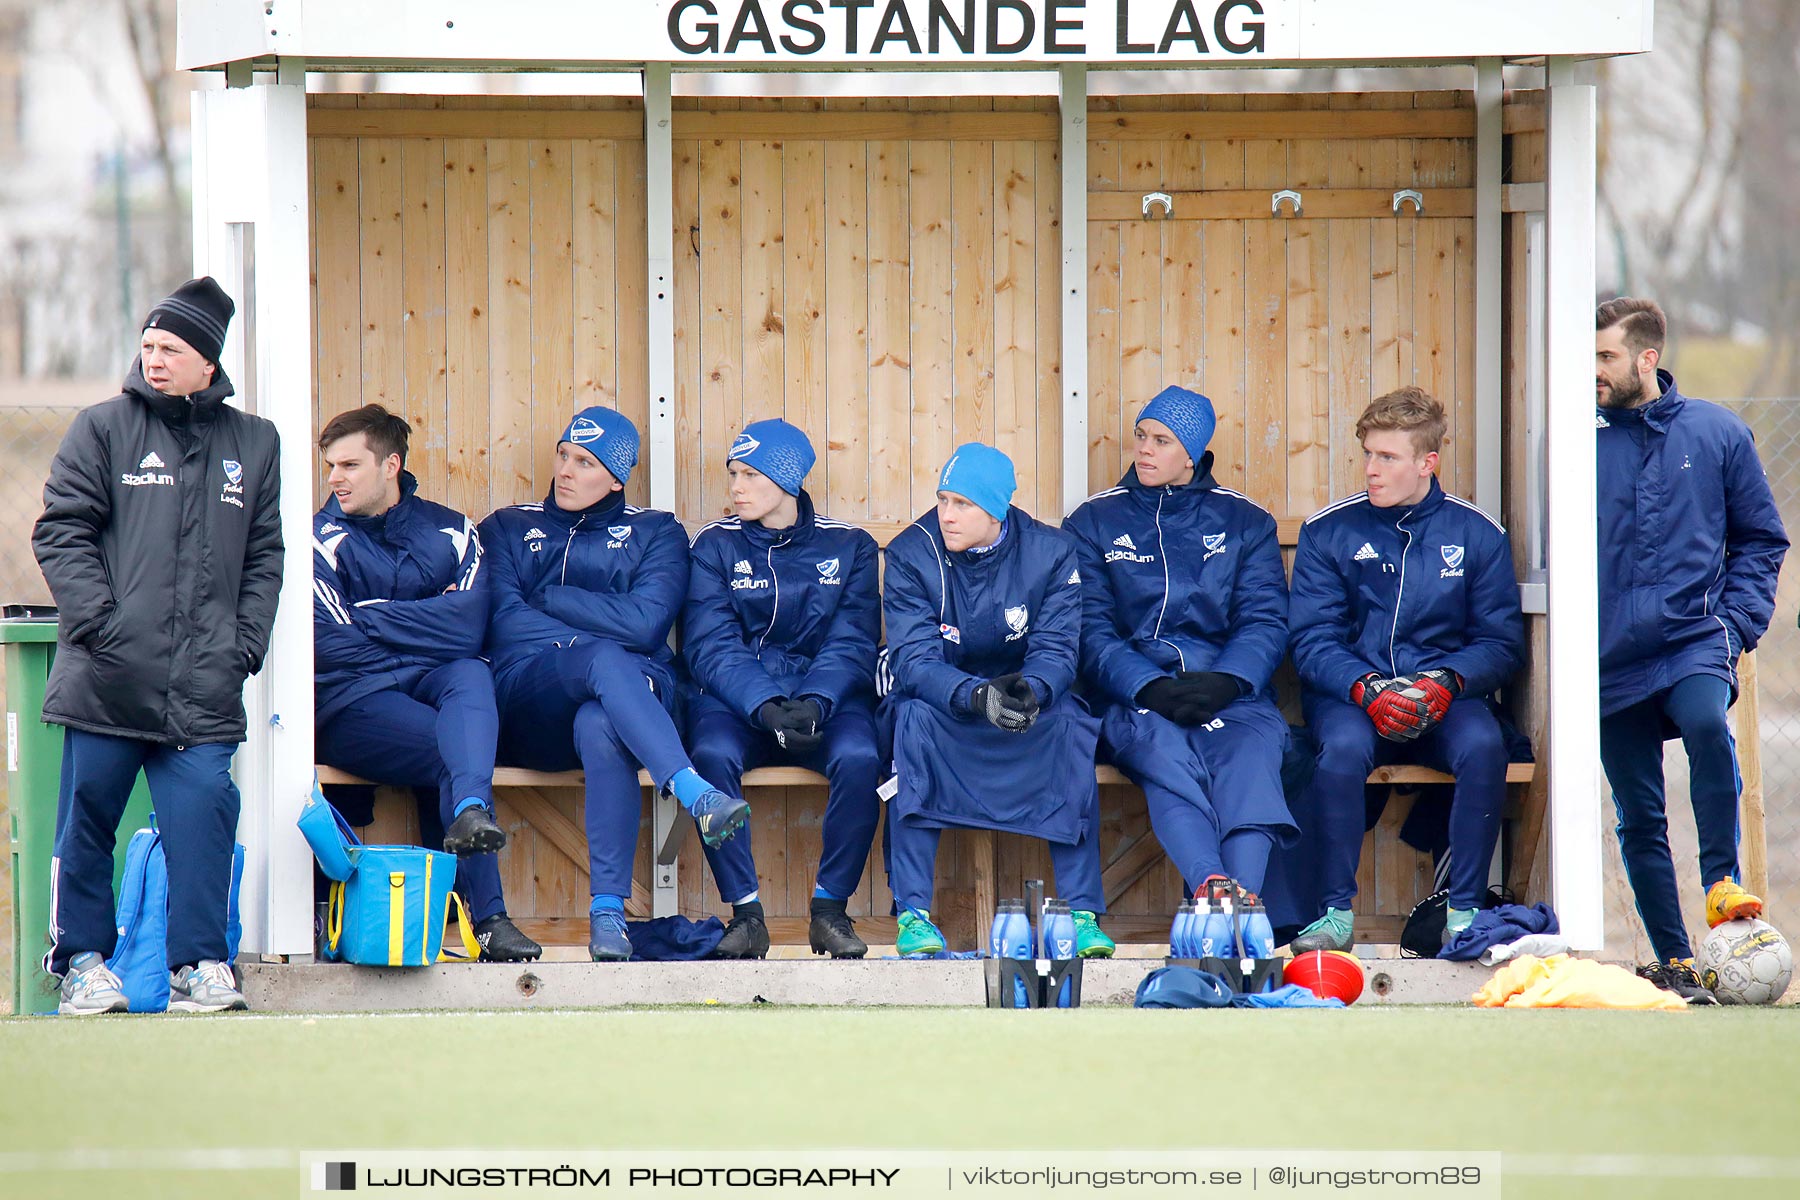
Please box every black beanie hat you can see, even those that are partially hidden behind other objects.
[142,277,234,366]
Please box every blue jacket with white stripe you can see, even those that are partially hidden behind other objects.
[1288,477,1525,701]
[312,472,486,727]
[683,490,881,722]
[882,506,1084,714]
[1061,456,1288,708]
[1595,371,1787,714]
[477,488,689,687]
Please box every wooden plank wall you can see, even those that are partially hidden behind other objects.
[307,91,1530,946]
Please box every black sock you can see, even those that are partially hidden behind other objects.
[732,900,765,921]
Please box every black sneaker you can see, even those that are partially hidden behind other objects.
[808,898,867,959]
[712,902,770,960]
[443,804,507,856]
[1638,958,1720,1005]
[474,914,542,962]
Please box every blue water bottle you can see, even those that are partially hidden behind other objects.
[998,901,1033,1008]
[1170,901,1194,959]
[1197,890,1229,959]
[1242,894,1276,960]
[1044,901,1076,1008]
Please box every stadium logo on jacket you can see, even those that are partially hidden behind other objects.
[1004,605,1030,641]
[816,557,841,585]
[729,559,768,591]
[607,525,632,549]
[1440,544,1465,578]
[1105,531,1155,565]
[1202,532,1228,561]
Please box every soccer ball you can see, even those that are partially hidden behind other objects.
[1696,919,1793,1005]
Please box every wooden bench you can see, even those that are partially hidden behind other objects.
[315,760,1538,947]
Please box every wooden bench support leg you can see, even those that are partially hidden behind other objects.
[653,788,679,918]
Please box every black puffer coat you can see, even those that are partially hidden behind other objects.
[32,361,283,745]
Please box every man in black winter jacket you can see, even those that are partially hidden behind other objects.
[32,277,282,1015]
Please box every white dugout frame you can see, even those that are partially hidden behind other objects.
[179,0,1642,957]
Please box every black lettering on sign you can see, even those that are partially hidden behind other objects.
[928,0,976,52]
[726,0,778,52]
[1045,0,1085,54]
[871,0,923,52]
[781,0,827,52]
[1159,0,1209,54]
[988,0,1036,53]
[1115,0,1153,53]
[830,0,875,51]
[669,0,720,53]
[1215,0,1265,53]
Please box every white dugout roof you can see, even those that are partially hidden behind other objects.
[175,0,1651,958]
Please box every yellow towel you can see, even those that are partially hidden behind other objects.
[1471,954,1687,1010]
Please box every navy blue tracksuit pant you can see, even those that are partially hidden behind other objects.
[1600,674,1742,962]
[496,640,691,898]
[686,705,882,904]
[48,729,239,976]
[315,658,506,923]
[1103,699,1296,895]
[1303,694,1508,913]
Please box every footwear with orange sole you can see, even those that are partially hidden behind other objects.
[1705,879,1763,928]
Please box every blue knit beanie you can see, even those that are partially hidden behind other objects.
[937,443,1016,523]
[559,406,640,486]
[727,418,815,496]
[1136,385,1217,464]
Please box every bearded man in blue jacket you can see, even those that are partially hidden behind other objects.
[1593,298,1787,998]
[882,443,1113,959]
[683,419,882,959]
[1064,386,1295,921]
[480,407,744,962]
[1287,388,1525,953]
[312,404,541,962]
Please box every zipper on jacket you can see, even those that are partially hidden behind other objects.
[1150,487,1186,670]
[758,535,790,654]
[1388,512,1414,676]
[559,515,587,585]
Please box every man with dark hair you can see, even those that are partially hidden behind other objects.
[1594,297,1787,1002]
[1288,387,1524,954]
[311,403,540,962]
[34,277,281,1014]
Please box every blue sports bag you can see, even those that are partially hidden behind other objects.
[298,780,477,966]
[107,814,245,1013]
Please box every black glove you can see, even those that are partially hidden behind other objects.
[758,698,824,753]
[1176,671,1243,716]
[971,672,1039,733]
[1135,677,1186,721]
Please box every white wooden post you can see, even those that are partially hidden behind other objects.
[1543,57,1604,951]
[1473,58,1503,519]
[643,62,680,918]
[192,64,318,959]
[1059,64,1088,516]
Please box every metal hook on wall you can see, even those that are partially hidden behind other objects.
[1271,189,1302,217]
[1392,189,1424,215]
[1142,192,1173,218]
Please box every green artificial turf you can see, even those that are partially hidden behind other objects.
[2,1006,1796,1199]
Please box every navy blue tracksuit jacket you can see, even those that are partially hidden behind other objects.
[883,507,1096,844]
[1596,371,1787,716]
[1289,477,1525,701]
[478,490,689,693]
[684,490,881,721]
[312,473,486,726]
[1063,463,1288,705]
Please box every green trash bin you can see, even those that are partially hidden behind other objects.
[5,618,152,1015]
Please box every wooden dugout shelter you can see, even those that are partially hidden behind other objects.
[177,0,1653,960]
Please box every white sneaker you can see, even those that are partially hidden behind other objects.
[168,960,248,1013]
[58,951,130,1015]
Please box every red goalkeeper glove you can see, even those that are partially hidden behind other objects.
[1351,675,1431,742]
